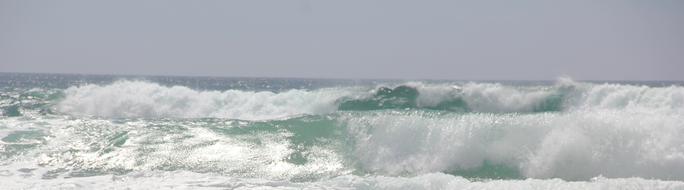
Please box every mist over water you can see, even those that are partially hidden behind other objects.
[2,73,684,189]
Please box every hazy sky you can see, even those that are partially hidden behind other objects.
[1,0,683,80]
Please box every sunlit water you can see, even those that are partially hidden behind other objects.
[2,73,684,189]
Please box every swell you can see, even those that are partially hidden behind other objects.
[49,80,684,120]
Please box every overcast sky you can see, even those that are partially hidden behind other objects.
[1,0,683,80]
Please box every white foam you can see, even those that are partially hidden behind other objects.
[8,108,683,182]
[6,117,348,181]
[572,83,684,113]
[411,80,684,113]
[3,105,684,188]
[398,82,559,112]
[55,80,684,120]
[57,81,353,120]
[3,171,684,190]
[342,110,684,180]
[1,116,348,183]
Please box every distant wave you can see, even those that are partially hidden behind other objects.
[55,81,353,120]
[338,83,566,113]
[51,80,684,120]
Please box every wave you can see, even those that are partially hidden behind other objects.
[338,83,567,113]
[4,76,684,187]
[52,80,684,119]
[6,108,684,181]
[0,116,350,181]
[340,110,684,180]
[571,82,684,112]
[55,81,354,120]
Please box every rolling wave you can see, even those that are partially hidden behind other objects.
[338,83,566,113]
[49,80,684,119]
[55,81,353,120]
[4,109,683,181]
[340,110,684,180]
[3,75,684,188]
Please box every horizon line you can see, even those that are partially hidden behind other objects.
[1,71,683,83]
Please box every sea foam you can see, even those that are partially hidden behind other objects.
[342,110,684,180]
[55,80,684,119]
[56,81,351,120]
[4,171,684,190]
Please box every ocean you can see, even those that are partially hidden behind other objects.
[1,73,684,189]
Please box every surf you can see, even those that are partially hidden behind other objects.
[45,79,684,120]
[2,76,684,189]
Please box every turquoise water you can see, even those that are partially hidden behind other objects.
[2,73,684,189]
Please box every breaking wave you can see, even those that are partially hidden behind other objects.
[340,110,684,180]
[3,109,684,181]
[55,81,352,120]
[4,74,684,189]
[53,80,684,120]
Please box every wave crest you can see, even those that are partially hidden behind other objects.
[54,80,684,120]
[56,81,349,120]
[342,110,684,180]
